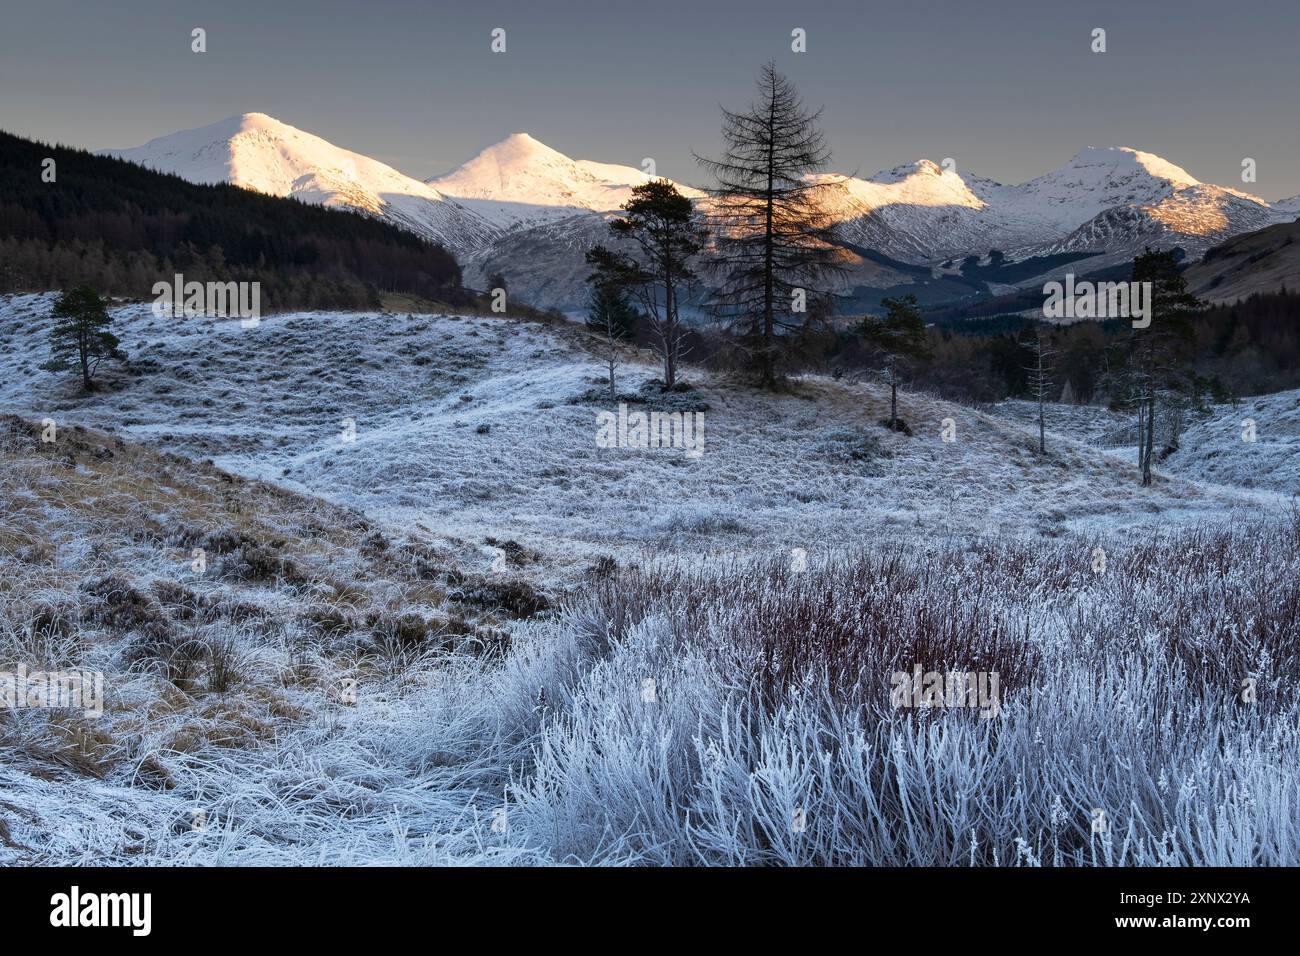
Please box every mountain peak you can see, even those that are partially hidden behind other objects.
[98,113,496,252]
[232,111,283,129]
[1063,146,1200,187]
[428,133,700,229]
[476,132,568,165]
[869,159,950,184]
[154,112,296,144]
[498,131,547,148]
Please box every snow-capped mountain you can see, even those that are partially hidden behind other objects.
[100,115,1298,311]
[462,144,1296,310]
[811,160,1014,263]
[100,113,499,253]
[428,132,705,230]
[816,147,1287,267]
[1039,182,1280,260]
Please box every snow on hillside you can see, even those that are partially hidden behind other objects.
[809,161,997,263]
[428,132,704,230]
[1039,183,1279,262]
[1015,147,1199,226]
[0,295,1284,588]
[100,113,499,254]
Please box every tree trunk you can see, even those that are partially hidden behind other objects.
[1141,392,1156,486]
[78,327,92,391]
[1136,403,1144,470]
[1037,353,1046,453]
[663,256,677,390]
[1038,399,1045,454]
[761,94,776,389]
[607,340,617,402]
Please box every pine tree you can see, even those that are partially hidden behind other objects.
[586,180,706,390]
[40,284,120,391]
[585,282,639,341]
[584,280,639,400]
[859,294,930,431]
[696,62,846,388]
[1105,248,1203,485]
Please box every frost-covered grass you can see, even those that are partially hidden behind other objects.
[3,416,1296,864]
[992,393,1300,497]
[2,294,1296,866]
[1168,391,1300,494]
[0,416,542,862]
[502,526,1300,866]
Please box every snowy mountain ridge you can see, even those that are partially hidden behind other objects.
[100,115,1298,308]
[98,113,502,253]
[816,146,1286,265]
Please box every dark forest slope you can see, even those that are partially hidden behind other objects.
[0,129,465,312]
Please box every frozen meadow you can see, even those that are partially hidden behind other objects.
[0,294,1297,865]
[1,295,1288,580]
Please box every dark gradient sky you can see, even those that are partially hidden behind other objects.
[3,0,1298,198]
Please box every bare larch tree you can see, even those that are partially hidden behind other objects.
[695,62,846,389]
[1022,327,1057,453]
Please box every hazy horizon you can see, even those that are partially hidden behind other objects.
[2,0,1298,199]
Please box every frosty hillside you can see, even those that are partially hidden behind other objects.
[2,294,1286,578]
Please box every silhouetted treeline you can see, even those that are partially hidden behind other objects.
[797,289,1300,403]
[0,129,467,311]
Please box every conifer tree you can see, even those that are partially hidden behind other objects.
[586,180,706,390]
[40,284,120,391]
[860,293,930,431]
[1106,248,1203,485]
[584,278,640,400]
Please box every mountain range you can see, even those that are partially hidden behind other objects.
[102,113,1300,312]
